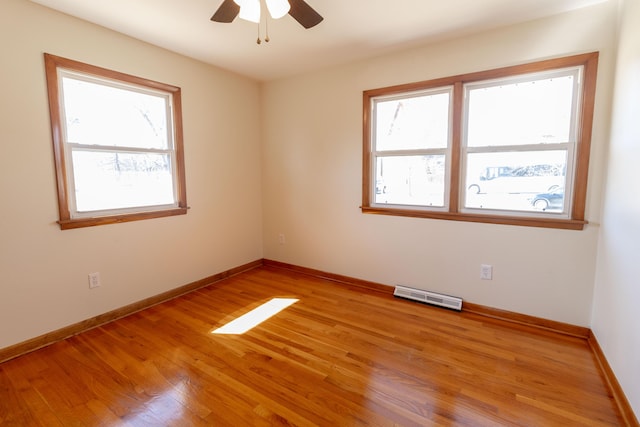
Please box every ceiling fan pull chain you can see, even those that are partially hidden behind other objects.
[256,20,261,44]
[265,12,270,42]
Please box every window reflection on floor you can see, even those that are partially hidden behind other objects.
[123,380,188,425]
[211,298,299,335]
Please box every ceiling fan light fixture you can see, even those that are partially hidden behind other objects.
[212,0,323,31]
[265,0,291,19]
[234,0,260,23]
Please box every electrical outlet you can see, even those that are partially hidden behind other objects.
[480,264,493,280]
[88,272,101,288]
[278,233,286,245]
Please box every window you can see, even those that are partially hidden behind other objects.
[45,54,187,229]
[362,53,598,230]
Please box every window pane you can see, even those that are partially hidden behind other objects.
[72,150,175,213]
[467,73,575,147]
[63,76,169,150]
[375,91,450,151]
[464,151,567,212]
[375,155,445,207]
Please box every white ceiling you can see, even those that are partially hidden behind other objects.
[29,0,606,81]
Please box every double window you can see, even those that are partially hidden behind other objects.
[45,54,187,229]
[362,53,598,230]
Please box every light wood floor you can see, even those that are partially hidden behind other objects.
[0,266,624,426]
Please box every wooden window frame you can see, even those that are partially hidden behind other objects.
[44,53,188,230]
[362,52,599,230]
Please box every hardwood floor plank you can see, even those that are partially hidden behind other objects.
[0,363,63,427]
[0,266,627,426]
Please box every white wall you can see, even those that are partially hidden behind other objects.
[592,0,640,418]
[261,2,618,326]
[0,0,263,349]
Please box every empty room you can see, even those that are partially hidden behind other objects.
[0,0,638,425]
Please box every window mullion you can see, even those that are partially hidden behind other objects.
[374,148,446,157]
[465,143,571,154]
[449,81,463,213]
[68,143,172,156]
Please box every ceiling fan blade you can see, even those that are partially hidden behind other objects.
[288,0,323,29]
[211,0,240,23]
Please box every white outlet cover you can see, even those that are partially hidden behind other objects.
[480,264,493,280]
[88,272,101,288]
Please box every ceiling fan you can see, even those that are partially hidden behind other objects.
[211,0,323,29]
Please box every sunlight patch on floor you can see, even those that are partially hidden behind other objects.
[211,298,298,335]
